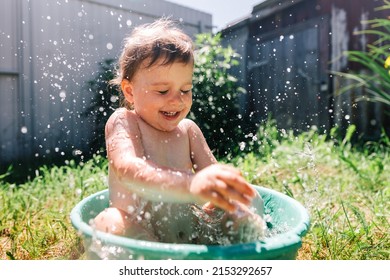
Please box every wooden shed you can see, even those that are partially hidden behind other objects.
[221,0,389,139]
[0,0,212,171]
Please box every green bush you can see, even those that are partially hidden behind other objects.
[83,59,119,156]
[190,33,246,158]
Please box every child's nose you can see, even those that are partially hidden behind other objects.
[169,91,184,105]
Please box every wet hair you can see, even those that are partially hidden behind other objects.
[111,18,194,108]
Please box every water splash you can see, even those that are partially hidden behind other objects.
[296,142,320,211]
[191,204,266,245]
[88,217,138,260]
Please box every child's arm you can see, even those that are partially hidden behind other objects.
[186,119,256,212]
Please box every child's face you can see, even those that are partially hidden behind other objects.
[123,59,193,132]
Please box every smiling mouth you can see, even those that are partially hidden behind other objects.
[161,111,180,117]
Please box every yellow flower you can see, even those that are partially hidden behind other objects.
[385,56,390,69]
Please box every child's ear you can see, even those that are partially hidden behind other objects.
[121,80,134,104]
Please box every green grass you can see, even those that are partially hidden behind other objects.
[0,124,389,260]
[0,156,108,259]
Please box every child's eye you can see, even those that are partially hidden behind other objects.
[181,89,192,94]
[158,90,169,95]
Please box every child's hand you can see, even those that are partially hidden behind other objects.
[189,164,256,213]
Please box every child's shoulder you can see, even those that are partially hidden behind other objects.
[179,118,198,130]
[108,108,136,121]
[179,118,204,136]
[106,108,138,130]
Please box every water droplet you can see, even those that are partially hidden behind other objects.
[110,95,118,103]
[144,212,151,220]
[127,206,135,213]
[72,149,82,156]
[59,90,66,100]
[106,43,113,50]
[21,126,28,134]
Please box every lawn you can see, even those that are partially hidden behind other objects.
[0,124,389,260]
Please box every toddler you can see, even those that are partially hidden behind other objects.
[94,18,264,244]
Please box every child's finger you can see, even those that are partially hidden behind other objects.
[212,180,253,206]
[211,179,251,205]
[208,191,237,213]
[217,170,256,198]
